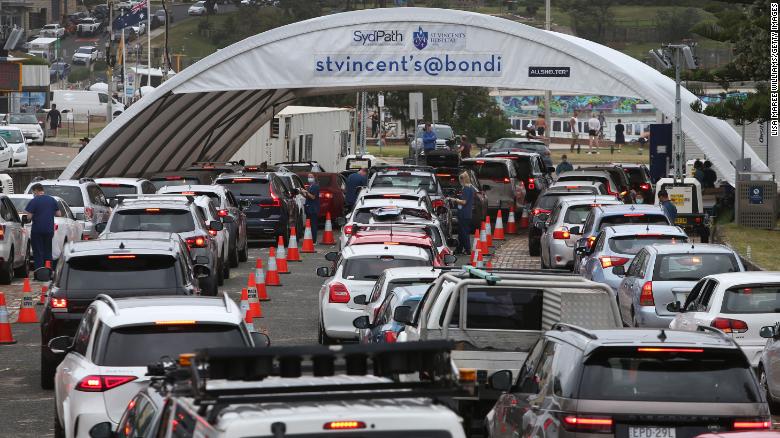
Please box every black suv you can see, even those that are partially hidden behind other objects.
[484,151,552,204]
[148,171,212,190]
[214,172,302,243]
[487,324,770,438]
[38,234,205,389]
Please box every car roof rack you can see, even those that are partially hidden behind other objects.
[151,341,463,423]
[115,194,195,205]
[351,223,433,237]
[95,294,119,315]
[78,177,95,183]
[221,292,232,313]
[552,323,598,340]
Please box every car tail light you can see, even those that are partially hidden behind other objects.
[217,209,229,217]
[383,194,401,198]
[624,213,645,217]
[640,183,651,191]
[185,236,208,248]
[51,298,67,309]
[586,235,597,248]
[553,230,570,240]
[84,207,94,221]
[493,177,510,184]
[232,178,252,182]
[695,216,702,223]
[82,233,92,240]
[637,347,703,353]
[711,317,748,333]
[476,160,485,164]
[145,208,160,213]
[532,208,550,216]
[383,331,398,343]
[562,416,613,432]
[260,185,281,207]
[328,283,350,303]
[76,375,137,392]
[54,224,58,231]
[323,421,365,430]
[639,281,654,306]
[165,176,182,180]
[527,178,535,190]
[320,191,333,199]
[0,224,5,240]
[733,421,770,430]
[432,199,444,209]
[108,255,136,259]
[599,256,629,268]
[343,225,354,235]
[208,229,218,236]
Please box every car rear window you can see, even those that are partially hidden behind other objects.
[463,162,509,180]
[564,204,599,224]
[39,185,83,207]
[98,184,137,199]
[352,207,431,224]
[10,198,29,211]
[598,213,670,229]
[654,253,740,281]
[150,178,201,190]
[343,257,429,281]
[109,208,195,233]
[371,174,437,193]
[579,348,759,402]
[99,324,245,366]
[608,235,686,255]
[536,194,573,211]
[435,172,459,190]
[316,175,334,186]
[722,285,780,314]
[447,288,543,330]
[66,254,178,292]
[558,175,610,188]
[215,178,270,197]
[624,168,647,185]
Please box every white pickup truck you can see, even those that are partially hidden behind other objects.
[40,23,65,38]
[76,18,101,36]
[398,267,621,432]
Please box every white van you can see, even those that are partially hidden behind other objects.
[51,90,125,121]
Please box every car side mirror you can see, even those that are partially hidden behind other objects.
[353,315,370,329]
[21,215,30,225]
[569,226,581,235]
[353,295,367,305]
[221,215,234,223]
[209,220,223,231]
[94,222,107,233]
[193,264,211,279]
[316,266,332,277]
[88,422,115,438]
[666,301,682,313]
[393,305,413,325]
[34,267,52,282]
[324,251,339,262]
[443,254,457,265]
[547,166,555,174]
[488,369,513,392]
[760,326,776,339]
[250,331,270,347]
[195,255,209,265]
[446,238,459,248]
[482,184,491,191]
[335,217,346,227]
[612,265,626,276]
[47,335,73,355]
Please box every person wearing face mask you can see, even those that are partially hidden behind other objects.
[300,173,321,243]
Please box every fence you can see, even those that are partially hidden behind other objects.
[4,167,65,193]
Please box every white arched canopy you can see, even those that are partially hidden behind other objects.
[62,7,766,184]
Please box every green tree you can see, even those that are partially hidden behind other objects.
[557,0,615,43]
[654,8,699,42]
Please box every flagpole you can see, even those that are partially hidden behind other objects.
[146,0,151,86]
[122,30,127,106]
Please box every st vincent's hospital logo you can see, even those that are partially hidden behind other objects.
[413,26,428,50]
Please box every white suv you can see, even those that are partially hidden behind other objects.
[25,178,112,239]
[50,294,265,438]
[0,194,30,283]
[316,244,432,344]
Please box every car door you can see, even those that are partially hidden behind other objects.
[61,201,82,243]
[0,198,24,262]
[767,328,780,399]
[521,341,558,438]
[673,280,715,331]
[619,249,645,323]
[582,231,606,279]
[57,307,98,428]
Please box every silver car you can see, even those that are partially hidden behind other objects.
[616,243,744,328]
[539,196,621,270]
[26,178,112,239]
[578,224,687,296]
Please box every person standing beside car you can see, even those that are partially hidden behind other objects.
[658,189,677,223]
[422,123,437,153]
[300,173,320,243]
[345,167,367,213]
[24,183,60,269]
[447,172,475,256]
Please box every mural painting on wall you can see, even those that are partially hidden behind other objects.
[495,95,652,117]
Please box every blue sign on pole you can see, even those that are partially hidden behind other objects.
[749,186,764,204]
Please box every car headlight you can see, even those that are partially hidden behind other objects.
[17,145,25,152]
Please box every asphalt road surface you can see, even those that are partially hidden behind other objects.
[26,146,79,169]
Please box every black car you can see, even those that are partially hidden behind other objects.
[214,172,302,243]
[617,163,654,204]
[149,171,213,190]
[484,151,551,204]
[434,167,488,230]
[38,234,203,389]
[185,161,246,182]
[579,165,636,203]
[528,188,595,256]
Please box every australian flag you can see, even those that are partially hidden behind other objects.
[113,0,147,29]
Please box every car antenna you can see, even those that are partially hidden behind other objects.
[658,329,667,342]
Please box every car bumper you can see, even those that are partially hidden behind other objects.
[547,239,575,268]
[12,149,27,165]
[72,58,90,64]
[322,305,362,340]
[634,307,674,328]
[246,217,284,238]
[64,393,115,438]
[23,131,43,143]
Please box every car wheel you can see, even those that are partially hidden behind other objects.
[14,244,30,278]
[217,260,225,286]
[318,322,335,345]
[238,237,249,262]
[528,241,540,257]
[53,403,65,438]
[40,354,56,390]
[6,158,11,169]
[0,251,13,284]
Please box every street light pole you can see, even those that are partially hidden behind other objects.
[106,0,113,123]
[674,46,682,182]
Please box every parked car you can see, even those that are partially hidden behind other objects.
[188,1,217,15]
[617,243,744,328]
[0,194,30,283]
[0,126,29,167]
[25,178,112,239]
[72,46,98,65]
[9,195,83,263]
[2,113,45,144]
[355,285,427,344]
[434,167,488,230]
[274,170,307,232]
[0,130,21,168]
[276,161,327,173]
[49,61,71,82]
[41,23,65,38]
[461,157,526,214]
[527,187,599,256]
[76,18,101,36]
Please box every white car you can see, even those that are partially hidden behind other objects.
[3,113,45,144]
[130,22,146,36]
[0,135,16,169]
[50,294,263,438]
[316,244,432,344]
[71,46,98,65]
[188,1,216,15]
[192,195,231,282]
[669,272,780,367]
[94,177,157,206]
[0,194,30,283]
[9,195,83,261]
[0,126,29,166]
[361,266,440,325]
[339,196,438,249]
[41,23,65,38]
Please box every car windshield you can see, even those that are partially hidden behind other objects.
[100,324,245,366]
[579,348,759,402]
[463,162,509,180]
[598,213,669,229]
[0,129,23,143]
[150,177,201,190]
[371,174,437,193]
[653,253,740,281]
[98,184,137,199]
[77,47,92,54]
[10,198,30,211]
[66,255,178,292]
[625,168,647,185]
[722,285,780,314]
[110,208,195,233]
[448,288,543,330]
[608,235,685,255]
[343,257,428,280]
[9,114,38,124]
[215,179,270,197]
[38,185,83,207]
[558,174,610,188]
[416,125,454,139]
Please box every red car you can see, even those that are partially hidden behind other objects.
[297,172,345,221]
[345,229,456,267]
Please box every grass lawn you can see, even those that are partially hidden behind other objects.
[719,220,780,271]
[151,14,228,61]
[550,143,650,166]
[610,5,716,27]
[367,144,407,158]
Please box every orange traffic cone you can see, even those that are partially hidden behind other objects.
[17,279,37,323]
[38,284,47,305]
[471,246,480,267]
[519,206,530,229]
[493,210,505,240]
[479,222,490,256]
[266,247,281,286]
[276,236,289,274]
[0,292,15,344]
[248,285,263,318]
[476,249,485,269]
[239,287,249,315]
[486,258,493,269]
[485,215,493,248]
[301,219,315,253]
[507,206,518,234]
[253,262,269,301]
[243,304,253,327]
[472,228,480,254]
[322,212,336,245]
[287,227,301,262]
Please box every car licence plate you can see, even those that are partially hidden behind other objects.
[629,427,676,438]
[674,218,687,225]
